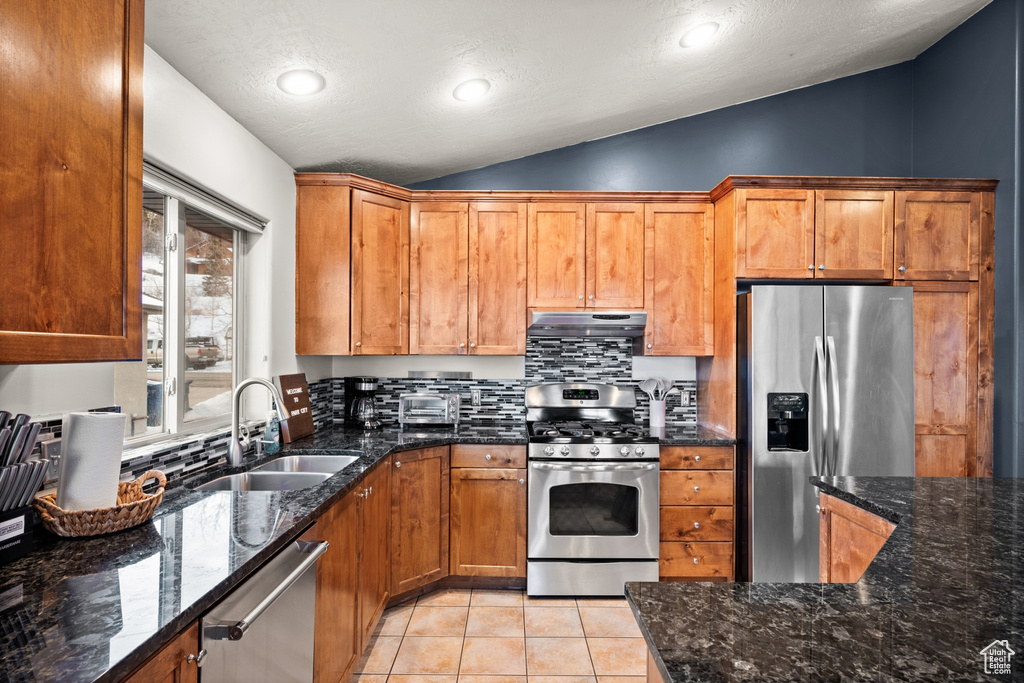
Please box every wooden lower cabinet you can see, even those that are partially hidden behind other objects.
[450,452,527,577]
[818,493,895,583]
[315,489,360,683]
[658,446,735,581]
[391,447,450,595]
[123,621,200,683]
[357,459,392,649]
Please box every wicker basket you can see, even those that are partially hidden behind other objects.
[33,470,166,538]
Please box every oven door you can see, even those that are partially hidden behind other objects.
[528,460,659,560]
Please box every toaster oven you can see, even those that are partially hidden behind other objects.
[398,393,461,427]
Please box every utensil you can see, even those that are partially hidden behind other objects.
[8,462,34,510]
[8,414,29,440]
[3,427,28,467]
[0,429,11,464]
[0,469,9,510]
[18,460,47,509]
[16,423,42,463]
[0,463,26,511]
[0,411,11,432]
[639,378,658,400]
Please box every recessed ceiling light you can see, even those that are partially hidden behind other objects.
[453,78,491,102]
[277,69,325,95]
[680,22,720,48]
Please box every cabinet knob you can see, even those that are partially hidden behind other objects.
[470,343,476,348]
[395,461,401,468]
[647,343,653,349]
[355,342,362,347]
[578,295,584,300]
[188,650,208,667]
[694,455,701,462]
[693,522,700,529]
[459,343,466,348]
[693,557,700,564]
[898,265,906,272]
[808,265,814,270]
[693,486,700,493]
[588,295,594,300]
[816,504,825,514]
[818,265,825,271]
[519,478,525,485]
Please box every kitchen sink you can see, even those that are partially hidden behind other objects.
[194,471,332,492]
[253,454,360,474]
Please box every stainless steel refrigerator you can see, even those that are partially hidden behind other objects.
[737,285,915,583]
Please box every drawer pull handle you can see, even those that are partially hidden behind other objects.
[485,454,492,461]
[694,455,701,462]
[693,522,700,529]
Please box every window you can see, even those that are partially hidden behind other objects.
[116,164,265,440]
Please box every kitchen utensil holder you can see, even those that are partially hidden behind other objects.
[650,400,666,428]
[33,470,166,538]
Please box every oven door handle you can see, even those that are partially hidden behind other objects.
[530,462,659,473]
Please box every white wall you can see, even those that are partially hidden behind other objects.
[0,47,326,420]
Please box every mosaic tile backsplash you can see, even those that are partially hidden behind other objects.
[22,338,697,487]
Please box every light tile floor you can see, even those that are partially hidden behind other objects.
[354,588,647,683]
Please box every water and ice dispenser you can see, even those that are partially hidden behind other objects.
[766,393,808,451]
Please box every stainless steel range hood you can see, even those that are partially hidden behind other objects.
[526,310,647,337]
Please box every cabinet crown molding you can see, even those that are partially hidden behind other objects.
[710,175,999,202]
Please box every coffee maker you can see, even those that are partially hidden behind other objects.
[344,376,383,429]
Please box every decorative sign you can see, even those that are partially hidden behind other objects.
[277,373,315,443]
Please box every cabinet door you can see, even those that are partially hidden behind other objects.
[357,458,391,650]
[410,202,469,354]
[351,189,410,354]
[296,184,351,355]
[818,493,894,583]
[895,191,980,281]
[735,189,815,278]
[450,468,527,577]
[903,282,979,477]
[586,203,645,308]
[123,621,199,683]
[0,0,144,363]
[814,190,894,279]
[469,202,527,354]
[527,203,586,307]
[315,490,359,683]
[642,203,714,355]
[391,447,449,595]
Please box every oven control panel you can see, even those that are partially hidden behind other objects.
[561,388,600,401]
[530,443,659,461]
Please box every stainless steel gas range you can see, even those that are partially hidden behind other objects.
[525,382,660,596]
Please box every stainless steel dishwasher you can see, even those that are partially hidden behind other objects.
[199,528,328,682]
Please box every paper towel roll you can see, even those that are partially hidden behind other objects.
[56,412,127,511]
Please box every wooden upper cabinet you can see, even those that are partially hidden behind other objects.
[351,189,410,354]
[391,447,450,595]
[410,202,469,354]
[896,191,980,281]
[0,0,144,363]
[814,190,894,279]
[527,203,587,307]
[901,281,979,477]
[469,202,527,354]
[586,203,645,308]
[296,184,351,355]
[642,203,714,356]
[735,189,815,278]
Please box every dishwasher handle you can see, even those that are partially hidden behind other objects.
[206,540,329,641]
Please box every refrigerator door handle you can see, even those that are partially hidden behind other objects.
[814,336,828,476]
[826,336,841,477]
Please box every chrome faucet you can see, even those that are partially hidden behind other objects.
[228,377,292,467]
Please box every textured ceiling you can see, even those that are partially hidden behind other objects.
[145,0,990,186]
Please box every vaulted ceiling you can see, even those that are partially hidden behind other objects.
[145,0,990,186]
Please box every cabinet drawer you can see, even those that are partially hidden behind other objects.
[660,470,733,506]
[660,446,733,470]
[659,542,733,579]
[660,506,733,542]
[451,444,526,468]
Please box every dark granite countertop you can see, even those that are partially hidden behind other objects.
[628,476,1024,682]
[0,419,731,682]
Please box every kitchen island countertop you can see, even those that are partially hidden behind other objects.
[0,420,731,682]
[628,475,1024,682]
